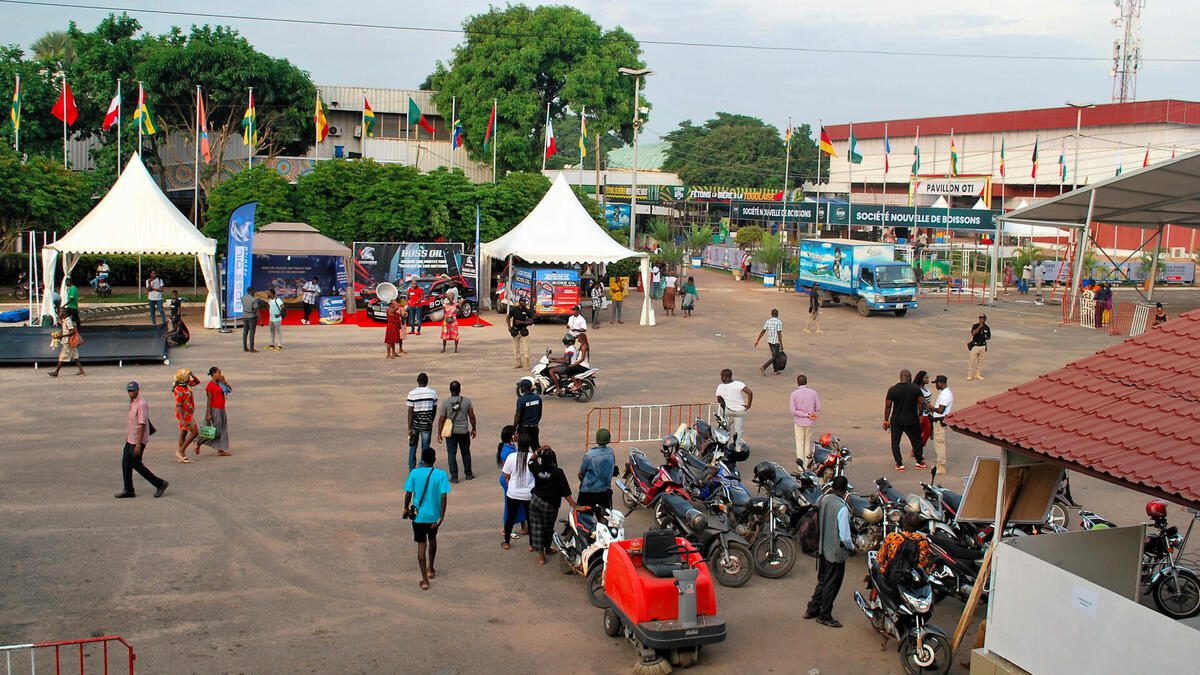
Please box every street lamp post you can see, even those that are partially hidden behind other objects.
[1066,102,1095,191]
[619,67,653,248]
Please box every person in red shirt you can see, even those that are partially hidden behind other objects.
[407,281,425,335]
[193,366,233,457]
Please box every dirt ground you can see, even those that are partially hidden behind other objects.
[0,269,1194,674]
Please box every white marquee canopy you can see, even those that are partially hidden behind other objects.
[40,153,222,328]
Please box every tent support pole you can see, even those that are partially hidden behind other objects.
[1146,224,1164,302]
[1068,190,1096,312]
[138,255,143,299]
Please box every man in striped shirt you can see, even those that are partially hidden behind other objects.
[406,373,438,471]
[755,308,784,376]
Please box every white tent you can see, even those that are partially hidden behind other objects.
[40,153,221,328]
[481,174,654,325]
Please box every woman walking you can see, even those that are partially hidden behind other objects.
[661,268,678,317]
[194,366,233,457]
[173,369,200,463]
[496,426,527,540]
[48,306,85,377]
[803,289,823,333]
[681,277,698,318]
[385,297,405,359]
[501,432,536,550]
[440,289,462,353]
[528,446,578,565]
[914,370,933,446]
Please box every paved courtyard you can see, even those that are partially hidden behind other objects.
[0,268,1190,673]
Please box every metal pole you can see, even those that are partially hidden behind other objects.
[247,87,253,169]
[193,85,200,223]
[630,74,641,247]
[1147,224,1164,301]
[61,74,67,169]
[781,116,791,243]
[115,79,121,177]
[137,81,143,157]
[541,101,550,172]
[1070,189,1097,311]
[492,98,498,183]
[815,121,822,239]
[12,73,18,153]
[451,95,457,172]
[1073,108,1082,192]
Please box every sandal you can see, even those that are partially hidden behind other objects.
[428,569,436,579]
[501,542,511,550]
[419,579,430,591]
[175,456,193,464]
[509,532,521,540]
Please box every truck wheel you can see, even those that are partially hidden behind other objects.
[857,299,871,317]
[893,308,908,317]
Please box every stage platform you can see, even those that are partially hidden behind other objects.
[0,325,169,366]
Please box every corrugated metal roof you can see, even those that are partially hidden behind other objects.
[317,85,441,116]
[606,143,670,171]
[947,309,1200,509]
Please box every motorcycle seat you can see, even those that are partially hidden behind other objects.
[642,528,689,578]
[883,486,906,505]
[812,445,833,466]
[577,511,597,534]
[681,453,708,472]
[868,553,896,596]
[574,369,598,379]
[631,453,657,476]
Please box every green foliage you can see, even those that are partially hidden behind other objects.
[1010,243,1042,273]
[606,257,640,280]
[545,124,626,170]
[684,225,714,253]
[203,165,294,245]
[734,225,765,249]
[429,4,647,173]
[663,113,821,190]
[31,30,76,66]
[0,45,62,156]
[752,231,786,270]
[0,148,93,249]
[647,221,683,267]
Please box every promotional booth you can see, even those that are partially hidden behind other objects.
[247,222,356,322]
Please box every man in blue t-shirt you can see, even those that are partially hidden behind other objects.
[403,447,451,591]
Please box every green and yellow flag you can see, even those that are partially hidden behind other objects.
[579,107,588,158]
[134,83,156,135]
[242,90,257,147]
[363,98,376,137]
[10,74,19,134]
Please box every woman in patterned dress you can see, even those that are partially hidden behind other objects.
[440,289,461,353]
[385,297,405,359]
[173,369,200,463]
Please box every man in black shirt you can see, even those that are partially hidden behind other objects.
[514,379,543,448]
[968,314,991,381]
[508,296,534,369]
[882,369,927,472]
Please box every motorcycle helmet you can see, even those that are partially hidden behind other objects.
[752,460,777,485]
[1146,500,1168,519]
[730,439,751,463]
[561,332,577,346]
[818,432,832,447]
[661,435,680,459]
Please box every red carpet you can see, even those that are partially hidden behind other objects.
[268,311,491,328]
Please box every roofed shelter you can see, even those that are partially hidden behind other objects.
[40,153,221,328]
[482,174,653,325]
[252,222,356,314]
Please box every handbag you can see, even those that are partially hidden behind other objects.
[68,331,83,348]
[148,419,157,436]
[404,467,437,520]
[440,398,461,438]
[198,424,218,440]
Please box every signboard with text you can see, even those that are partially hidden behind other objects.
[730,203,999,231]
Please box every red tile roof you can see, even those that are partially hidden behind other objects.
[947,309,1200,509]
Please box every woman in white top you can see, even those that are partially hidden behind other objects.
[501,433,536,550]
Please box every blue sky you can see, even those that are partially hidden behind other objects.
[2,0,1197,140]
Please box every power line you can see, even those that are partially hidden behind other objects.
[7,0,1200,63]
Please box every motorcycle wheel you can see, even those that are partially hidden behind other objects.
[534,381,546,396]
[653,500,670,528]
[709,541,753,588]
[1152,568,1200,619]
[621,478,640,510]
[602,607,622,637]
[14,287,28,300]
[585,563,606,608]
[900,631,952,675]
[575,379,595,403]
[1048,499,1069,530]
[751,534,797,579]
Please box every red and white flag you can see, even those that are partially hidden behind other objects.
[544,118,556,159]
[102,88,120,131]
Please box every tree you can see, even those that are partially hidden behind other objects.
[544,120,625,170]
[203,165,294,245]
[428,4,647,174]
[734,224,765,249]
[0,45,61,156]
[31,30,76,67]
[0,148,93,249]
[663,113,822,189]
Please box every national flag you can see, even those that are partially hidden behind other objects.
[883,125,890,173]
[1059,140,1067,182]
[1116,147,1123,176]
[50,80,78,127]
[579,108,588,158]
[134,84,155,135]
[314,93,329,143]
[848,127,863,164]
[242,90,256,146]
[483,101,496,152]
[452,118,463,150]
[819,126,836,157]
[1171,146,1177,159]
[1142,145,1150,167]
[363,98,376,137]
[544,117,556,159]
[197,91,211,162]
[999,136,1006,178]
[1031,136,1039,179]
[102,87,120,131]
[912,128,921,176]
[408,97,435,134]
[949,136,959,176]
[784,123,793,144]
[9,75,18,133]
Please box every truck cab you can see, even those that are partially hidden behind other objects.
[852,262,919,316]
[795,238,919,317]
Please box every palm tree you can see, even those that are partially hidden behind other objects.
[31,31,76,68]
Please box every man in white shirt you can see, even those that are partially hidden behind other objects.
[567,305,588,336]
[146,270,166,328]
[650,264,663,299]
[715,368,753,441]
[929,375,954,483]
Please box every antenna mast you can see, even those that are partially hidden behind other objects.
[1111,0,1145,103]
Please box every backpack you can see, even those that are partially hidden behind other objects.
[797,506,822,557]
[886,535,924,587]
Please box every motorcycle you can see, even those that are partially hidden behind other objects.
[1139,501,1200,619]
[92,274,112,297]
[756,460,823,528]
[615,446,690,513]
[13,271,31,301]
[855,551,953,675]
[657,492,754,588]
[685,413,750,476]
[518,348,598,403]
[808,433,853,483]
[554,506,627,608]
[927,533,986,603]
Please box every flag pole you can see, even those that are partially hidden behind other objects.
[193,84,200,224]
[360,91,366,158]
[60,73,67,168]
[595,130,601,210]
[541,101,550,172]
[451,95,457,172]
[815,119,822,239]
[247,87,253,169]
[137,81,143,157]
[12,74,18,153]
[881,123,888,236]
[314,91,319,162]
[492,98,498,183]
[579,106,585,189]
[115,79,121,177]
[781,116,791,242]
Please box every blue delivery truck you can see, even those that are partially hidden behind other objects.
[795,238,919,317]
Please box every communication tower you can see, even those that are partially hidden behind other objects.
[1111,0,1145,103]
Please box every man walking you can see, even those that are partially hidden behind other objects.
[146,270,166,328]
[1033,261,1045,301]
[508,296,533,369]
[578,428,616,510]
[115,381,168,499]
[929,375,954,483]
[883,369,927,472]
[755,308,784,376]
[790,374,821,465]
[301,276,321,325]
[967,314,991,381]
[805,475,854,627]
[266,287,284,351]
[404,446,450,591]
[803,290,823,334]
[715,369,753,441]
[241,286,262,353]
[514,379,543,449]
[435,380,477,483]
[567,304,588,337]
[406,373,438,471]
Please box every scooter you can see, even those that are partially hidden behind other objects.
[602,532,727,672]
[854,551,953,675]
[554,506,626,608]
[519,348,598,402]
[657,492,754,588]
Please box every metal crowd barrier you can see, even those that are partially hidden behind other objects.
[1,636,135,675]
[584,403,717,449]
